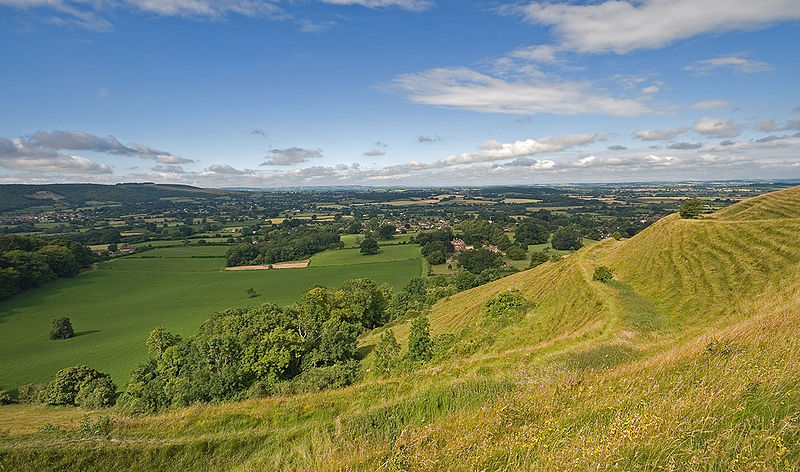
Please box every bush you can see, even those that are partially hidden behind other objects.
[278,362,358,394]
[408,313,433,363]
[373,329,401,376]
[245,287,258,298]
[79,415,111,438]
[0,390,12,405]
[680,198,706,218]
[17,383,45,404]
[593,266,614,283]
[483,290,531,325]
[49,316,74,340]
[425,250,446,265]
[40,365,115,407]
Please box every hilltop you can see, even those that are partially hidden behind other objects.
[1,186,799,470]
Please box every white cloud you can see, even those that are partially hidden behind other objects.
[685,55,771,74]
[261,147,323,166]
[205,164,254,174]
[439,134,602,165]
[28,130,193,163]
[126,0,286,18]
[151,164,185,173]
[318,0,433,11]
[692,117,741,138]
[633,127,689,141]
[509,0,800,54]
[691,100,732,110]
[418,135,441,143]
[391,67,651,116]
[0,137,112,174]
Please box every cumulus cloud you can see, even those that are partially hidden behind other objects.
[418,135,442,143]
[151,164,185,173]
[318,0,432,10]
[508,0,800,54]
[391,67,650,116]
[684,55,771,74]
[691,100,732,110]
[439,134,602,165]
[0,137,112,174]
[206,164,254,174]
[261,147,323,166]
[633,127,689,141]
[692,117,741,138]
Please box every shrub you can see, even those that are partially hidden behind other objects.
[49,316,74,340]
[612,231,623,240]
[425,250,446,265]
[408,314,433,363]
[483,290,531,325]
[593,266,614,283]
[17,383,45,403]
[505,245,527,260]
[245,287,258,298]
[279,362,358,394]
[0,390,12,405]
[79,415,111,438]
[75,377,117,409]
[373,329,401,376]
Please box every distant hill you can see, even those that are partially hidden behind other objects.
[2,185,800,470]
[0,183,233,212]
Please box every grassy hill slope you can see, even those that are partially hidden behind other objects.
[2,186,800,471]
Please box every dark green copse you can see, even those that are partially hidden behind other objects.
[40,365,116,408]
[551,224,583,251]
[680,198,706,219]
[360,236,379,255]
[49,316,74,340]
[408,313,433,363]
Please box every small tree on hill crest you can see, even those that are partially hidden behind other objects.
[680,198,706,219]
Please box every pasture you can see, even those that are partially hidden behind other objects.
[0,244,422,390]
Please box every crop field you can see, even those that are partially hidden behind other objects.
[0,245,422,390]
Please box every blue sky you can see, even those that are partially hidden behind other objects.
[1,0,799,187]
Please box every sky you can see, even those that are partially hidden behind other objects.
[1,0,799,188]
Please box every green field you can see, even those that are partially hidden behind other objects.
[0,245,422,390]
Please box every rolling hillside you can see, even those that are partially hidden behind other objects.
[2,186,800,471]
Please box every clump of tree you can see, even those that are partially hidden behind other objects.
[377,224,396,240]
[551,224,583,251]
[680,198,706,219]
[416,229,455,265]
[0,235,96,301]
[514,219,550,245]
[39,365,116,408]
[457,220,512,251]
[360,236,379,255]
[119,279,392,412]
[49,316,74,340]
[407,313,433,363]
[226,225,341,267]
[457,248,504,274]
[593,266,614,283]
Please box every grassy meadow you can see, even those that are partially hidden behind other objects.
[0,244,422,391]
[2,186,800,471]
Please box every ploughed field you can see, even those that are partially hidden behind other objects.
[0,244,422,390]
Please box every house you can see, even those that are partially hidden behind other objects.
[451,238,467,252]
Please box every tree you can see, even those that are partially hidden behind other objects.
[373,329,401,376]
[593,266,614,283]
[146,327,182,358]
[407,313,433,363]
[360,237,379,255]
[551,225,583,250]
[245,287,258,298]
[680,198,706,219]
[377,224,396,240]
[49,316,74,340]
[515,220,549,245]
[425,250,446,265]
[457,248,503,274]
[505,245,527,260]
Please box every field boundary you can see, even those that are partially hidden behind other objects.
[224,261,310,271]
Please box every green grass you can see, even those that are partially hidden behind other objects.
[0,245,422,391]
[310,244,421,268]
[3,186,800,471]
